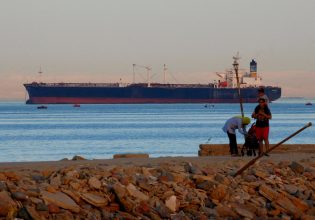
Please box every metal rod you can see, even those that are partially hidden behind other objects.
[233,122,312,177]
[132,64,136,84]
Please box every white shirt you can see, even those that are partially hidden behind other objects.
[222,117,246,135]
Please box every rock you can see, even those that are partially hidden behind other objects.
[31,174,45,183]
[234,206,255,219]
[3,172,20,181]
[215,173,231,185]
[80,192,109,207]
[25,206,43,220]
[30,197,43,204]
[155,201,172,218]
[210,184,227,201]
[184,162,203,175]
[254,170,268,179]
[41,169,54,178]
[101,209,115,219]
[285,192,309,213]
[47,204,60,213]
[12,191,28,201]
[284,184,299,194]
[158,171,175,182]
[119,197,136,213]
[113,153,149,159]
[196,179,216,191]
[165,195,177,212]
[36,203,49,211]
[46,185,57,193]
[0,191,17,217]
[26,188,40,197]
[107,203,120,212]
[301,214,315,220]
[259,184,279,201]
[0,173,7,181]
[69,181,81,191]
[65,170,79,179]
[53,211,74,220]
[215,206,239,218]
[50,174,62,187]
[60,158,69,161]
[290,161,305,174]
[112,182,128,202]
[71,155,86,161]
[88,177,102,189]
[17,207,32,220]
[0,181,7,191]
[41,191,80,213]
[126,183,149,201]
[182,204,200,216]
[62,189,81,203]
[134,201,151,215]
[276,196,301,217]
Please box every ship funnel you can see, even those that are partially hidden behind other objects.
[250,59,257,78]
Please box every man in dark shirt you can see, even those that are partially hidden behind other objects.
[252,98,272,156]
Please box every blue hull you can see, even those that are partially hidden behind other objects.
[24,83,281,104]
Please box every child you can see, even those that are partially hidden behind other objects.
[258,87,269,105]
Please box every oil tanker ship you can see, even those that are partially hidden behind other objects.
[24,58,281,104]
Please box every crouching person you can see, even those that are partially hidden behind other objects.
[222,116,251,156]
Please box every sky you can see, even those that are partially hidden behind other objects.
[0,0,314,100]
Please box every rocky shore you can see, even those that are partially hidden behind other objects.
[0,153,315,219]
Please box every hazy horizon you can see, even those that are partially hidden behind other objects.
[1,0,315,100]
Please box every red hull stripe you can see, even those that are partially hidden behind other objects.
[29,97,258,104]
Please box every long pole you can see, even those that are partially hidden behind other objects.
[234,122,312,177]
[233,58,244,118]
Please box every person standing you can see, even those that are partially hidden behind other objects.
[222,116,251,156]
[252,98,272,156]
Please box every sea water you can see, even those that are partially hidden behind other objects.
[0,98,314,162]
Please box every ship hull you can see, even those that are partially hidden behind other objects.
[24,83,281,104]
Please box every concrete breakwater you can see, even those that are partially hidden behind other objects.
[0,154,314,219]
[199,144,315,156]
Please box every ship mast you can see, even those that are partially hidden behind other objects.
[133,64,152,87]
[38,66,43,83]
[232,52,244,118]
[132,64,136,84]
[163,64,167,84]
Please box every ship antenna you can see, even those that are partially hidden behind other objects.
[163,64,168,84]
[146,66,152,87]
[38,66,43,83]
[132,64,136,84]
[232,52,244,118]
[133,64,152,87]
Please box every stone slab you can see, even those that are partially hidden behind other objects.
[199,144,315,156]
[113,154,149,159]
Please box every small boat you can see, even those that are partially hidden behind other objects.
[73,104,81,107]
[305,102,312,106]
[37,105,48,109]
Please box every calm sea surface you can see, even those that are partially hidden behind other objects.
[0,98,314,162]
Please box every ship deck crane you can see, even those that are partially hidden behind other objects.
[132,64,152,87]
